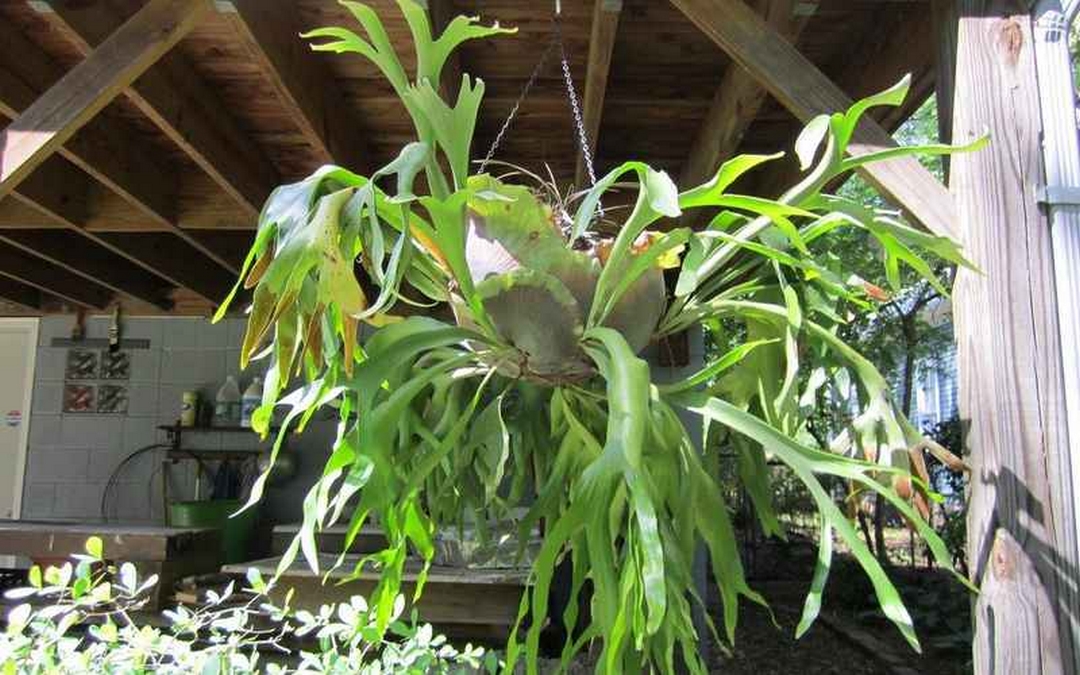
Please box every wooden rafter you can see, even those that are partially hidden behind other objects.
[40,0,279,218]
[577,0,622,187]
[0,188,222,307]
[0,19,237,277]
[669,0,958,239]
[219,0,369,171]
[0,229,174,309]
[11,155,90,226]
[0,239,113,308]
[0,18,176,227]
[751,7,936,199]
[680,0,812,191]
[95,232,235,304]
[0,0,207,202]
[0,275,46,311]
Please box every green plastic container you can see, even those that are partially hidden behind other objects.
[169,499,257,564]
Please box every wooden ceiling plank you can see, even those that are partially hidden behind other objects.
[669,0,957,239]
[680,0,812,190]
[220,0,370,172]
[41,0,279,219]
[0,229,174,310]
[0,239,113,308]
[0,275,44,311]
[0,0,209,202]
[576,0,622,188]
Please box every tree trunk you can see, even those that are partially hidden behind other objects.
[900,314,918,418]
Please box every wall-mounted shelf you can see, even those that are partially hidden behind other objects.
[158,423,282,524]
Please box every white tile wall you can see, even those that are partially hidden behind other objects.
[22,316,271,524]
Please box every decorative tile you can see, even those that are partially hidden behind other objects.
[97,385,129,414]
[100,350,131,380]
[62,384,96,414]
[64,348,98,380]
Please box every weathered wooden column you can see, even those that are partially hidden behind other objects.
[944,1,1080,672]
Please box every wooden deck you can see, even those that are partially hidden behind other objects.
[223,553,530,642]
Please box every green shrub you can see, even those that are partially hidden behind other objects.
[0,537,495,674]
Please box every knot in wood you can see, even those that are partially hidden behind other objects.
[991,529,1017,580]
[994,18,1025,67]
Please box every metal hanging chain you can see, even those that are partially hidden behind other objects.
[479,6,603,225]
[554,17,599,192]
[479,36,555,173]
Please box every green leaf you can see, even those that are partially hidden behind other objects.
[658,338,779,394]
[795,520,833,638]
[403,78,485,190]
[679,153,784,209]
[837,134,989,176]
[794,115,830,170]
[571,161,680,243]
[305,2,409,95]
[669,392,922,651]
[837,75,911,151]
[396,0,515,88]
[84,537,103,561]
[594,229,690,326]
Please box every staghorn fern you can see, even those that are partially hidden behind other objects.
[216,2,984,673]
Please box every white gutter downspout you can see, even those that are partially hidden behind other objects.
[1033,0,1080,563]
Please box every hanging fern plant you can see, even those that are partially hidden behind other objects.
[218,2,982,673]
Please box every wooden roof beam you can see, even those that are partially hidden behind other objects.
[0,18,178,229]
[752,7,936,199]
[11,155,91,227]
[0,275,46,312]
[669,0,958,239]
[40,0,280,219]
[0,0,207,202]
[218,0,370,172]
[680,0,813,191]
[576,0,622,188]
[0,239,113,308]
[0,229,175,310]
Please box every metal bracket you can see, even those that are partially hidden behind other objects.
[1037,185,1080,206]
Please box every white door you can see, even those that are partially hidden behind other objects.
[0,318,37,522]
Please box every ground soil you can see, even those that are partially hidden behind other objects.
[703,536,972,675]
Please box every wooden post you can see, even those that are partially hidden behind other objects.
[948,1,1080,672]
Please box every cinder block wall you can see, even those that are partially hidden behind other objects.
[21,316,333,525]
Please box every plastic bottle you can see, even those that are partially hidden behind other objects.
[180,391,198,427]
[241,376,262,429]
[215,375,241,427]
